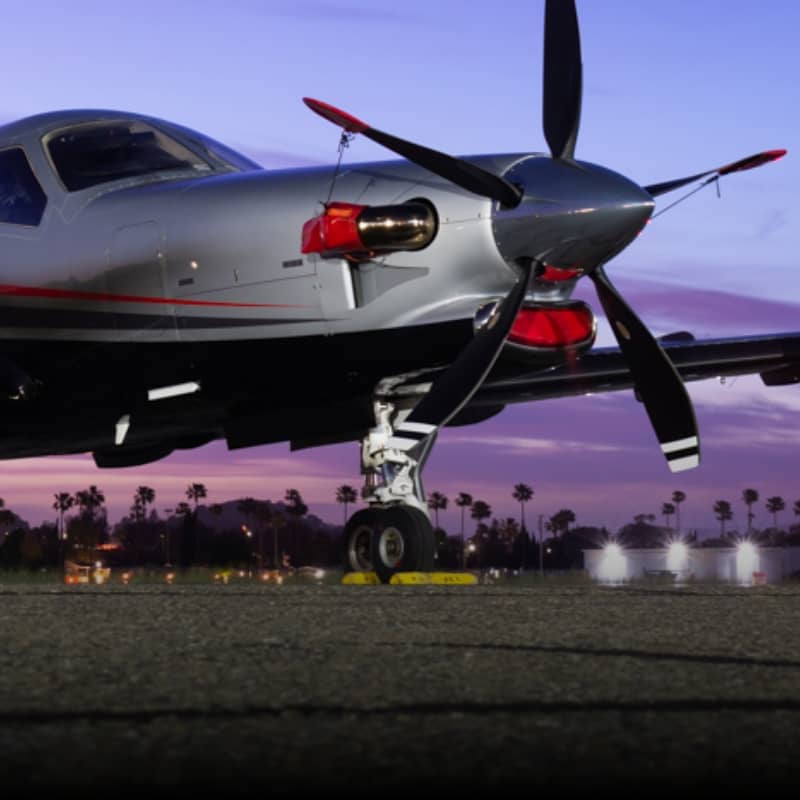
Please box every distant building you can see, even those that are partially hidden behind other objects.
[583,545,800,585]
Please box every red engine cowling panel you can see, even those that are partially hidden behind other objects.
[508,302,595,349]
[301,202,366,255]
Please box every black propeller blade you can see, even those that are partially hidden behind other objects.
[387,261,533,452]
[543,0,582,160]
[303,98,522,208]
[644,149,787,198]
[589,266,700,472]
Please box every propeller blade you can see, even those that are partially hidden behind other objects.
[387,261,533,451]
[644,149,787,197]
[589,266,700,473]
[303,98,522,208]
[543,0,583,160]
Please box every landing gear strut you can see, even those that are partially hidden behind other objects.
[341,263,534,583]
[341,397,437,583]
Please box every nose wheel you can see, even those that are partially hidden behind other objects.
[342,504,436,583]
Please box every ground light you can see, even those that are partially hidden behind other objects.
[598,542,627,583]
[736,541,759,585]
[667,541,688,573]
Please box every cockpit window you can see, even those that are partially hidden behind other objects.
[46,121,214,191]
[177,130,262,172]
[0,147,47,226]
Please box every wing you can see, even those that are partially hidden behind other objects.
[468,332,800,408]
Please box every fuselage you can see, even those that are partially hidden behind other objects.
[0,109,652,462]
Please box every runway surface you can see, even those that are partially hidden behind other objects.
[2,578,800,796]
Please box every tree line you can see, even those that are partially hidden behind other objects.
[1,482,799,573]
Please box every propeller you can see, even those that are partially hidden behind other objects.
[645,149,787,198]
[302,0,784,472]
[589,267,699,472]
[387,260,533,453]
[302,98,522,208]
[543,0,582,160]
[539,0,699,470]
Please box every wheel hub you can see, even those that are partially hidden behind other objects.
[377,526,405,567]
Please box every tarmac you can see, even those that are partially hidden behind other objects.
[2,576,800,797]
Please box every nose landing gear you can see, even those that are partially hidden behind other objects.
[341,399,437,583]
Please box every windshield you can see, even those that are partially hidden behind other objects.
[46,120,214,191]
[180,131,262,172]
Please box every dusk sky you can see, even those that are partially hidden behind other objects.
[2,0,798,536]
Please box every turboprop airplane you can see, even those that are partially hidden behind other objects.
[0,1,789,581]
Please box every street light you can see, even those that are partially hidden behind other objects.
[162,508,173,567]
[538,514,545,578]
[242,525,254,576]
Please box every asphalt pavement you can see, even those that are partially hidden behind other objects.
[2,577,800,797]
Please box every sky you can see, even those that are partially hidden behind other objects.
[1,0,799,536]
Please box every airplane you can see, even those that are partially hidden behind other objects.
[0,0,789,582]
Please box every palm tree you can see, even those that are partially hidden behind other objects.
[284,488,308,517]
[547,509,576,536]
[53,492,74,542]
[283,489,308,566]
[741,488,759,534]
[661,502,675,530]
[713,500,733,537]
[427,491,448,530]
[470,500,492,569]
[75,485,105,519]
[186,483,207,510]
[470,500,491,528]
[53,492,75,568]
[335,485,358,525]
[671,490,686,533]
[512,483,534,535]
[766,496,785,531]
[455,492,473,570]
[135,485,156,521]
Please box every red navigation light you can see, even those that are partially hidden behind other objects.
[509,304,595,348]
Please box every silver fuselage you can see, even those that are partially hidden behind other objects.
[0,109,652,461]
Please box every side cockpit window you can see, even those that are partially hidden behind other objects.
[0,148,47,226]
[46,120,213,192]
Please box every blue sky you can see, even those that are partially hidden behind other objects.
[2,1,799,535]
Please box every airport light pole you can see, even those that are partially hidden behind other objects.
[538,514,544,578]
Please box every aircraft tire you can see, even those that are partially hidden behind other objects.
[372,504,435,584]
[342,507,380,573]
